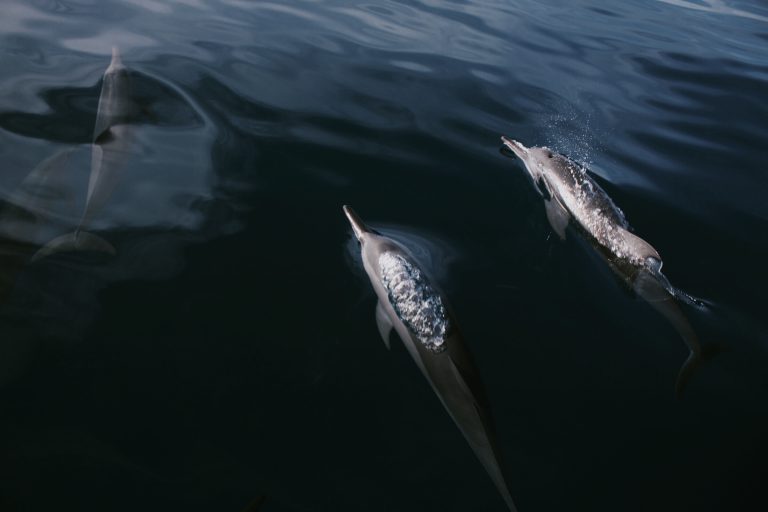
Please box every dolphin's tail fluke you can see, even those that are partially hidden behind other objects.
[675,342,721,398]
[31,231,116,262]
[633,269,711,397]
[675,350,701,399]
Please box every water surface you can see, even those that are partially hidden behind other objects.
[1,1,767,511]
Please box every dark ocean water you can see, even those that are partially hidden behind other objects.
[1,1,767,510]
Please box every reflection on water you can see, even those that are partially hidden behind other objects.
[1,0,767,511]
[657,0,768,23]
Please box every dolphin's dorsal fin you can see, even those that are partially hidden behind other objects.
[375,300,393,350]
[618,227,661,261]
[544,198,570,240]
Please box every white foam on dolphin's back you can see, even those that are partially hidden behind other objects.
[379,251,449,353]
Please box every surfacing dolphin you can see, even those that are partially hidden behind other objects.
[501,136,707,396]
[343,205,517,512]
[33,47,137,261]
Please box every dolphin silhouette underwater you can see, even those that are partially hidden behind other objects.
[501,136,709,396]
[33,47,137,261]
[343,205,517,511]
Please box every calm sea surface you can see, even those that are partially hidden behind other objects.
[1,1,767,510]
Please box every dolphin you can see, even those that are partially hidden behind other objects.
[343,205,517,512]
[33,47,137,261]
[501,136,707,396]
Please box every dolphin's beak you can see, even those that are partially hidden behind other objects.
[501,136,529,160]
[343,205,368,241]
[107,46,124,72]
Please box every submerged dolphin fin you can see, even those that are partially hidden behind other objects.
[674,350,702,398]
[678,342,721,396]
[375,300,393,350]
[31,231,116,262]
[17,148,75,203]
[544,198,570,240]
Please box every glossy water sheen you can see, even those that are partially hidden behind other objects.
[1,1,767,511]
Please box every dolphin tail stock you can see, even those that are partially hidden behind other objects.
[633,269,710,396]
[31,231,116,262]
[635,272,721,397]
[437,348,518,512]
[643,264,709,310]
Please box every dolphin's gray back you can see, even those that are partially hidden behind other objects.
[544,154,665,265]
[93,64,133,142]
[548,155,627,229]
[80,55,137,230]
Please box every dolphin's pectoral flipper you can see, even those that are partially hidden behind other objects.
[535,176,553,201]
[31,231,116,262]
[544,198,570,240]
[15,148,77,209]
[375,300,394,350]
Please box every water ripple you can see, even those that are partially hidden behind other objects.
[1,1,768,510]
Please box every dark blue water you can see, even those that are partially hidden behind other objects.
[1,1,767,510]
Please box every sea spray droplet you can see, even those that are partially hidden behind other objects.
[379,252,449,353]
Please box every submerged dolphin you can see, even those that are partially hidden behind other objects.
[344,205,517,511]
[33,47,136,261]
[501,136,706,395]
